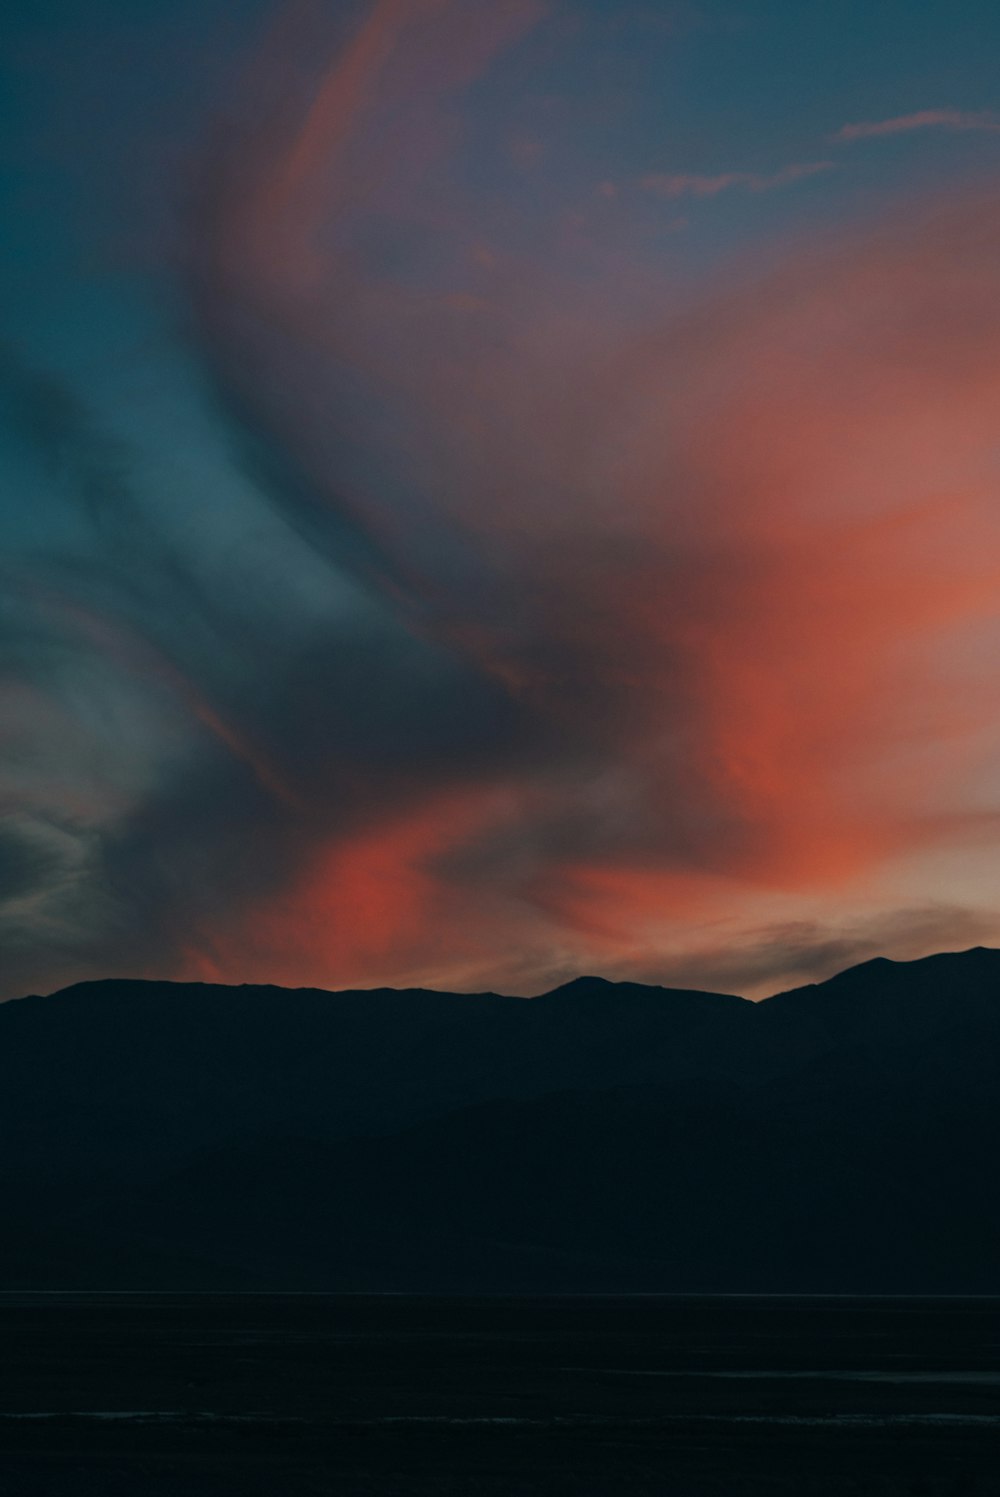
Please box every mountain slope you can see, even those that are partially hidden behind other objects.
[1,947,998,1290]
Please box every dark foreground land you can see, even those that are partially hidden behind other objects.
[0,1296,998,1495]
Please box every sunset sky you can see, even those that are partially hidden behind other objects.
[3,0,1000,1000]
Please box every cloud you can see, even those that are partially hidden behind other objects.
[172,0,1000,994]
[633,906,1000,1000]
[5,3,1000,999]
[0,338,524,996]
[833,109,1000,142]
[640,160,834,198]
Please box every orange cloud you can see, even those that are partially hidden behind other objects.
[185,4,1000,992]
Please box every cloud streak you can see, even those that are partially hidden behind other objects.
[641,161,834,198]
[833,109,1000,142]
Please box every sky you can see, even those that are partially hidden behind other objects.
[2,0,1000,1001]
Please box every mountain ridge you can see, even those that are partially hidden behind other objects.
[0,944,997,1292]
[12,940,999,1009]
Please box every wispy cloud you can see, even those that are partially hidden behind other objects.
[8,0,1000,1002]
[834,109,1000,142]
[641,160,833,199]
[638,905,999,1000]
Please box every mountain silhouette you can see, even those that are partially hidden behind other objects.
[1,947,998,1291]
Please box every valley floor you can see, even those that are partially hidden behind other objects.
[0,1293,997,1494]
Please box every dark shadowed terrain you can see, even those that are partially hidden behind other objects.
[0,947,998,1291]
[0,1294,998,1495]
[1,949,999,1491]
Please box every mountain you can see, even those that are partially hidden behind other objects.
[0,947,998,1291]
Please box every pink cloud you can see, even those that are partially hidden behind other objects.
[834,109,1000,142]
[641,160,833,198]
[185,2,1000,994]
